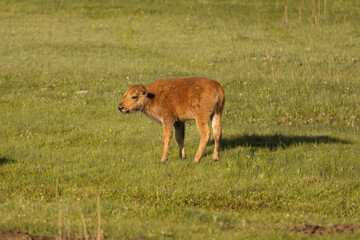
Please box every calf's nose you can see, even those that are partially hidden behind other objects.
[118,106,124,111]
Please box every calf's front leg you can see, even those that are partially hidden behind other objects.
[161,122,173,163]
[174,121,186,159]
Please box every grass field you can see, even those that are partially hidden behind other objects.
[1,0,360,239]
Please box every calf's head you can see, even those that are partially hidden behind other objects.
[118,85,154,113]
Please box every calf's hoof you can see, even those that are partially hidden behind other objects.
[212,155,219,161]
[192,158,200,163]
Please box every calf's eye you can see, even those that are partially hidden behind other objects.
[131,96,138,99]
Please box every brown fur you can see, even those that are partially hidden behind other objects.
[118,77,225,163]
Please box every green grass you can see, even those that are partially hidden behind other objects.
[1,0,360,239]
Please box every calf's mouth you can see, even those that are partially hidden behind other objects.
[118,106,129,114]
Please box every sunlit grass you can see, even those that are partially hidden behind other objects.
[1,0,360,239]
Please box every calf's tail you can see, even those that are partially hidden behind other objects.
[214,85,225,116]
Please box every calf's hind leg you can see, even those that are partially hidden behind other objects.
[193,118,210,163]
[211,113,222,161]
[174,121,186,159]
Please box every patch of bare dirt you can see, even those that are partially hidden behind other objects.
[283,224,360,235]
[0,229,51,240]
[0,229,105,240]
[131,237,150,240]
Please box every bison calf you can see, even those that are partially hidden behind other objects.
[118,77,224,163]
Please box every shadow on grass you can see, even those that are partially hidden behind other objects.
[216,134,351,151]
[0,157,15,165]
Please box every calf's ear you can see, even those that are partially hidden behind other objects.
[147,92,155,98]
